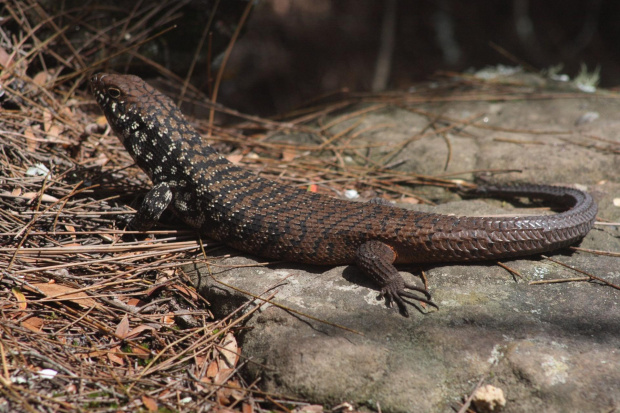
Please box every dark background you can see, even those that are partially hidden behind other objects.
[11,0,620,116]
[203,0,620,115]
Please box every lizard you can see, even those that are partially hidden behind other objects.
[90,73,598,316]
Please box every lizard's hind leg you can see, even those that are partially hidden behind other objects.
[355,240,438,317]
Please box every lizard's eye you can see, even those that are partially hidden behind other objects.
[107,87,121,99]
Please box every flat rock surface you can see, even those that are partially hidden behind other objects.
[184,78,620,412]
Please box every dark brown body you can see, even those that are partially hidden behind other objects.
[90,73,598,315]
[199,183,596,267]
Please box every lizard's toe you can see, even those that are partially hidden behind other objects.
[380,284,438,316]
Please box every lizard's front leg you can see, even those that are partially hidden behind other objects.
[128,182,173,231]
[355,240,437,317]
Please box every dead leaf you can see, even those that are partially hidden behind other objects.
[162,313,175,325]
[85,349,107,359]
[95,115,108,128]
[213,406,236,413]
[128,344,150,358]
[21,316,44,332]
[144,273,172,296]
[20,192,59,203]
[59,105,72,118]
[23,127,38,151]
[399,197,420,205]
[292,405,324,413]
[226,379,245,401]
[142,395,157,412]
[281,149,298,162]
[43,109,53,132]
[107,346,125,365]
[195,355,207,369]
[127,298,144,307]
[172,284,198,300]
[115,314,130,339]
[216,378,243,405]
[91,153,110,167]
[125,324,156,340]
[32,71,48,86]
[47,124,63,141]
[242,402,254,413]
[29,283,98,309]
[11,288,27,310]
[213,367,234,386]
[226,154,243,164]
[206,360,219,379]
[228,379,244,400]
[218,333,239,368]
[0,46,11,68]
[98,232,117,243]
[62,243,81,248]
[216,387,232,406]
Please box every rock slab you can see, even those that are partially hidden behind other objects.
[185,80,620,412]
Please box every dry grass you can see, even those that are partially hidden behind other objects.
[0,2,445,411]
[0,2,329,411]
[3,2,616,412]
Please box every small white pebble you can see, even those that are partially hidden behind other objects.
[575,111,599,126]
[550,73,570,82]
[576,84,596,93]
[37,369,58,380]
[10,376,27,384]
[26,163,50,177]
[472,384,506,413]
[344,189,359,199]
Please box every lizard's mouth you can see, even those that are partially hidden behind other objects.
[89,73,104,92]
[89,74,107,106]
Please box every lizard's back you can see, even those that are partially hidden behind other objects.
[90,72,597,315]
[90,73,597,266]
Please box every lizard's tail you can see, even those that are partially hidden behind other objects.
[473,183,598,248]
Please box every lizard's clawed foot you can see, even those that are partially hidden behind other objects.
[355,240,439,317]
[380,282,438,317]
[115,213,134,229]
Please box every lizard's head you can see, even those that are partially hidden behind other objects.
[90,73,170,143]
[90,73,145,141]
[89,73,209,176]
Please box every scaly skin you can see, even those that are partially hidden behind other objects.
[90,73,598,316]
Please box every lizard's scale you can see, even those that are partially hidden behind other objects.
[90,73,598,316]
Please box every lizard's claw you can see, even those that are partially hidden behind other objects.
[116,213,134,229]
[380,282,438,317]
[356,240,439,317]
